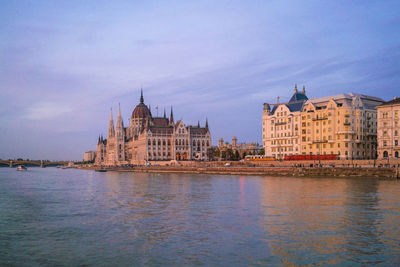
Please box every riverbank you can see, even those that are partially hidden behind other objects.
[78,165,400,179]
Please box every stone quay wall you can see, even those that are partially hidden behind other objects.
[80,165,400,179]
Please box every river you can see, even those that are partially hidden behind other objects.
[1,167,399,266]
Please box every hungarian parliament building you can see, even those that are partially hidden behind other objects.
[95,91,211,166]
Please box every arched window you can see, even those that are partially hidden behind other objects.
[175,139,178,145]
[193,140,196,146]
[395,151,399,158]
[148,140,151,146]
[163,140,166,146]
[383,151,388,158]
[153,139,156,145]
[158,139,161,146]
[395,130,398,136]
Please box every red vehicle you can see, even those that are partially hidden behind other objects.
[284,154,337,161]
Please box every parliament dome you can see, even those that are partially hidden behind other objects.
[131,90,152,119]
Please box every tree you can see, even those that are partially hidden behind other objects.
[235,150,240,160]
[226,149,234,160]
[207,147,219,161]
[221,150,227,159]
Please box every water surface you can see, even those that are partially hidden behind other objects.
[1,168,399,266]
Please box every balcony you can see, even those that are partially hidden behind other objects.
[312,140,328,144]
[312,116,328,121]
[275,122,287,126]
[337,130,356,134]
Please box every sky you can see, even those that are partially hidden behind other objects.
[0,0,399,160]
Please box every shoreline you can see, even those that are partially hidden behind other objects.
[77,166,400,179]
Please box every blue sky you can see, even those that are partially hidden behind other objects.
[1,0,399,160]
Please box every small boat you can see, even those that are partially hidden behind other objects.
[95,169,107,172]
[17,165,27,171]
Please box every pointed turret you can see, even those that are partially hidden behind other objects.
[294,84,298,94]
[205,117,208,129]
[302,85,306,94]
[163,108,166,118]
[169,106,174,125]
[108,108,115,139]
[98,135,101,144]
[116,103,124,141]
[197,121,200,128]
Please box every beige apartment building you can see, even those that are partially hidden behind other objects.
[377,97,400,159]
[262,85,308,159]
[263,87,385,160]
[83,150,96,162]
[301,93,384,159]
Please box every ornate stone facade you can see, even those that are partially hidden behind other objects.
[377,97,400,159]
[262,85,308,159]
[301,93,384,159]
[95,91,211,166]
[218,137,262,158]
[262,85,385,160]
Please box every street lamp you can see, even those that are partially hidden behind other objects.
[318,143,321,166]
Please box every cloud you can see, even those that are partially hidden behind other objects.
[23,102,73,120]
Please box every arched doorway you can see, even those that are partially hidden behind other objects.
[176,152,181,160]
[183,152,188,160]
[383,151,388,158]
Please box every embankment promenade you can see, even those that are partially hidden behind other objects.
[79,163,400,179]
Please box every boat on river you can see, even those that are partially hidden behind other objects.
[17,165,27,171]
[95,169,107,172]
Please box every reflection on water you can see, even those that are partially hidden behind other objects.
[1,168,400,266]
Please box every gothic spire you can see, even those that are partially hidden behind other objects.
[116,103,124,132]
[140,87,144,104]
[197,120,200,128]
[163,108,166,118]
[302,85,306,94]
[205,117,208,129]
[170,106,174,124]
[108,108,115,139]
[294,84,298,94]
